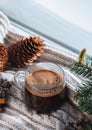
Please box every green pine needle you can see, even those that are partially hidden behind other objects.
[70,49,92,115]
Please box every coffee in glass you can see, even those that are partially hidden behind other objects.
[24,62,66,113]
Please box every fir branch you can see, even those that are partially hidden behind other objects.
[70,60,92,80]
[70,49,92,115]
[76,83,92,114]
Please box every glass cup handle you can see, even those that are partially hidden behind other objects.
[13,71,25,89]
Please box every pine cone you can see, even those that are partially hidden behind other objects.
[0,43,8,71]
[0,78,12,112]
[7,36,45,67]
[0,78,12,98]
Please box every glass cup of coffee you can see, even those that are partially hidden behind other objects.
[14,62,66,113]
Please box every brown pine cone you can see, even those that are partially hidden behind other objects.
[0,78,12,112]
[0,43,8,71]
[7,36,45,67]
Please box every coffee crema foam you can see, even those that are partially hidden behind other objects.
[26,70,63,89]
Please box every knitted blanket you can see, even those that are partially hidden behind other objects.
[0,12,85,130]
[0,70,84,130]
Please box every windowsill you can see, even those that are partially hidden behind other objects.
[0,0,92,56]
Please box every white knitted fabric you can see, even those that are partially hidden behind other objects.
[0,70,84,130]
[0,12,85,130]
[0,11,10,43]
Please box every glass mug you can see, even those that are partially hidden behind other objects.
[14,62,66,113]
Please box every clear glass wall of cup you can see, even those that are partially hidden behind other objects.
[14,62,66,113]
